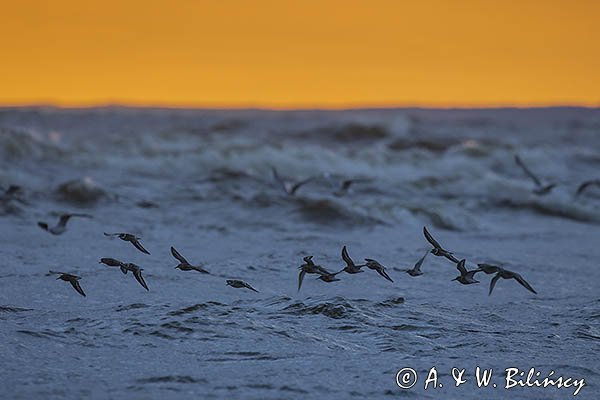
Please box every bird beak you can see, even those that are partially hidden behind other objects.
[451,277,457,281]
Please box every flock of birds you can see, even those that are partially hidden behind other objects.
[39,222,260,297]
[296,226,537,296]
[268,156,600,198]
[36,208,536,299]
[3,153,597,298]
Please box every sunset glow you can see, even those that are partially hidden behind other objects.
[1,0,599,108]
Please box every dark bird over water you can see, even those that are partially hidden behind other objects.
[340,246,365,274]
[38,213,92,235]
[48,270,86,297]
[405,251,429,277]
[423,226,460,263]
[271,166,315,196]
[298,255,332,291]
[316,271,342,283]
[451,259,481,285]
[119,262,149,291]
[477,263,537,295]
[575,179,600,198]
[99,257,124,268]
[171,246,209,273]
[104,232,150,255]
[226,279,259,292]
[364,258,393,282]
[514,155,557,196]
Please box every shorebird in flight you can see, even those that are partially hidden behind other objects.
[477,263,537,295]
[316,270,342,283]
[104,232,150,255]
[271,166,315,196]
[364,258,394,282]
[405,251,429,277]
[514,155,557,196]
[423,226,460,263]
[339,246,365,274]
[171,246,209,274]
[38,213,92,235]
[48,270,86,297]
[298,255,332,291]
[451,259,481,285]
[99,257,124,268]
[226,279,259,292]
[575,179,600,198]
[119,262,149,291]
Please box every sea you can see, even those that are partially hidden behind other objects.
[1,106,599,399]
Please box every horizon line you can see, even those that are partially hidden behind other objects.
[1,100,599,111]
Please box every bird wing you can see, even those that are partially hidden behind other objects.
[315,265,332,275]
[57,214,73,228]
[244,282,259,292]
[575,179,600,197]
[477,263,502,274]
[70,280,86,297]
[69,213,93,219]
[515,155,542,187]
[298,270,306,292]
[376,268,394,282]
[413,251,429,272]
[488,274,501,296]
[513,273,537,295]
[103,232,120,237]
[341,246,355,267]
[131,239,151,255]
[289,177,315,195]
[48,270,66,276]
[133,270,149,291]
[445,253,460,263]
[191,266,210,274]
[271,167,288,191]
[423,226,442,249]
[170,246,189,264]
[456,259,467,275]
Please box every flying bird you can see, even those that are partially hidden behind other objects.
[451,259,481,285]
[514,155,557,195]
[316,271,342,283]
[171,246,209,273]
[99,257,124,268]
[104,232,150,255]
[423,226,460,263]
[48,270,86,297]
[38,213,92,235]
[364,258,394,282]
[226,279,259,292]
[339,246,365,274]
[297,255,332,291]
[119,262,149,291]
[575,179,600,198]
[405,251,429,277]
[477,263,537,295]
[271,166,315,196]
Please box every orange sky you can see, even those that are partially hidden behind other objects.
[1,0,599,108]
